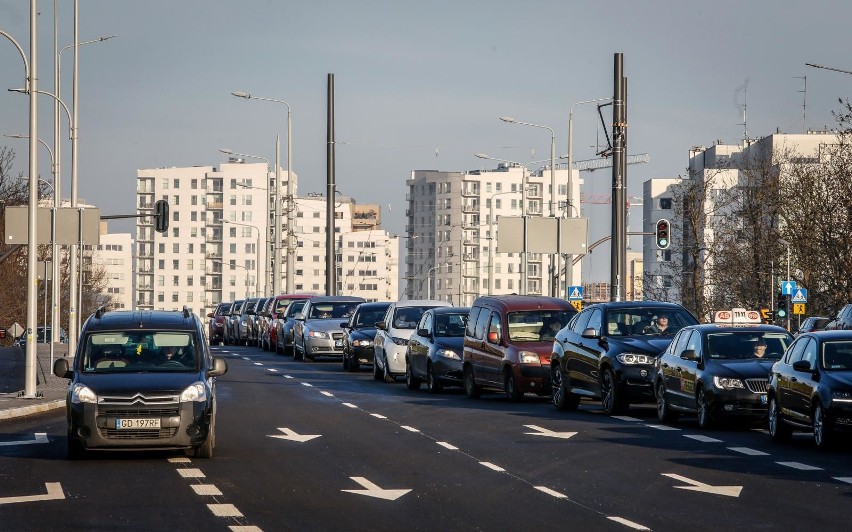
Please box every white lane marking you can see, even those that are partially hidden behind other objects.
[524,425,577,439]
[178,468,206,478]
[229,527,263,532]
[0,483,65,505]
[612,416,642,422]
[283,375,294,379]
[777,461,823,471]
[168,457,191,464]
[241,357,251,361]
[191,484,223,496]
[401,426,420,433]
[437,442,458,450]
[341,477,412,501]
[208,503,243,517]
[535,486,567,498]
[728,447,768,456]
[301,382,314,387]
[834,477,852,484]
[608,516,651,530]
[646,424,680,431]
[662,473,743,497]
[267,427,322,443]
[267,368,278,373]
[479,462,505,472]
[320,391,334,397]
[684,434,722,443]
[371,413,387,419]
[0,433,49,447]
[342,403,358,409]
[253,362,263,366]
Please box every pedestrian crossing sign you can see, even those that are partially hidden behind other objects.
[568,286,584,301]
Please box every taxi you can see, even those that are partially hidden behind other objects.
[654,308,794,428]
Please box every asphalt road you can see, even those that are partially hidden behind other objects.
[1,343,851,531]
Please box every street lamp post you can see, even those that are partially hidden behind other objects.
[223,220,262,296]
[778,238,791,330]
[231,91,294,294]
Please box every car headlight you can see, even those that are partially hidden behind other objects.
[308,331,329,339]
[713,376,745,390]
[617,353,654,365]
[520,350,540,364]
[180,382,208,402]
[353,339,373,347]
[71,383,97,404]
[831,391,852,402]
[437,349,461,360]
[391,337,409,346]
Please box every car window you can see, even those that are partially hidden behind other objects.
[392,306,435,329]
[822,341,852,370]
[487,312,502,344]
[311,302,359,319]
[465,307,481,337]
[473,308,490,340]
[706,331,793,360]
[604,307,697,336]
[784,337,806,364]
[586,309,602,335]
[419,312,432,333]
[800,338,818,369]
[506,310,573,342]
[82,331,199,373]
[355,307,387,327]
[435,313,467,337]
[571,309,592,334]
[672,328,692,357]
[684,331,701,357]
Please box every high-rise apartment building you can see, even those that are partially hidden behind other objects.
[91,230,134,311]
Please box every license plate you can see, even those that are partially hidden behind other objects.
[116,418,161,429]
[334,340,343,348]
[760,395,768,404]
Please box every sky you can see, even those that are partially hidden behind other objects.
[1,0,851,281]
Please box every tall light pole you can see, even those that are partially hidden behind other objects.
[778,238,792,331]
[487,190,520,295]
[223,220,262,296]
[566,97,611,296]
[219,148,271,294]
[231,91,294,294]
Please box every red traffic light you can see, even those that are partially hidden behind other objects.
[655,219,670,249]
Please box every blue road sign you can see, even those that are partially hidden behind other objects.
[781,281,796,296]
[568,286,584,301]
[791,288,808,303]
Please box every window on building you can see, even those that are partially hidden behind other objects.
[172,260,179,269]
[660,197,673,210]
[229,244,237,253]
[158,243,165,253]
[158,260,165,269]
[161,178,169,189]
[657,249,672,262]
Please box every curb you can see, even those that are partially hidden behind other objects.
[0,399,65,421]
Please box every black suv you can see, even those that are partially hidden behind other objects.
[551,301,699,415]
[53,308,228,459]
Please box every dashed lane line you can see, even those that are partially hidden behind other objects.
[611,416,642,422]
[177,468,206,479]
[192,484,223,496]
[646,424,680,431]
[320,391,334,397]
[777,462,823,471]
[253,363,263,366]
[834,477,852,484]
[370,413,387,419]
[301,382,313,387]
[535,486,567,498]
[683,434,722,443]
[342,402,358,409]
[171,458,261,530]
[208,504,244,517]
[729,447,768,456]
[608,516,651,531]
[479,462,506,472]
[401,426,420,433]
[437,442,458,450]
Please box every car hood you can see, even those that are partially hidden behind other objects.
[609,336,673,355]
[305,319,346,333]
[76,371,204,395]
[434,337,465,351]
[824,371,852,388]
[350,327,378,341]
[706,359,775,379]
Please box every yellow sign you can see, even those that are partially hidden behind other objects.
[793,303,805,315]
[570,300,583,312]
[760,308,771,320]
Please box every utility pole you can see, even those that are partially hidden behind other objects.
[610,53,628,301]
[326,73,336,296]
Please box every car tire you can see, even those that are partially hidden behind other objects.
[373,355,383,381]
[504,368,523,402]
[552,364,579,411]
[67,435,86,460]
[405,359,421,390]
[768,395,792,441]
[342,353,350,371]
[813,402,834,449]
[696,387,714,429]
[464,365,481,399]
[193,417,215,459]
[426,362,443,394]
[656,380,679,422]
[293,340,304,361]
[346,353,360,373]
[601,367,628,415]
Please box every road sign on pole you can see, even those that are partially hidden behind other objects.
[567,286,584,301]
[793,303,805,315]
[781,281,796,296]
[791,288,808,303]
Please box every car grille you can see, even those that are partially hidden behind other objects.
[745,379,768,394]
[98,427,179,439]
[98,407,180,417]
[332,333,344,341]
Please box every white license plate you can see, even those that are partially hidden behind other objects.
[760,395,768,404]
[334,340,343,348]
[116,418,161,429]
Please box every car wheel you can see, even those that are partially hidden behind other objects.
[373,354,383,381]
[405,358,421,390]
[464,365,481,399]
[426,362,443,394]
[656,380,679,422]
[601,367,628,415]
[552,364,579,411]
[504,368,523,402]
[768,395,792,441]
[346,352,360,373]
[293,339,304,361]
[696,387,713,429]
[193,417,215,459]
[342,352,350,371]
[67,434,86,460]
[813,402,834,449]
[383,355,395,383]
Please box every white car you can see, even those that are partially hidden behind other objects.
[374,299,452,381]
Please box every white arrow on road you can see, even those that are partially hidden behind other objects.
[0,433,49,447]
[524,425,577,440]
[0,483,65,505]
[662,473,742,497]
[267,427,321,443]
[341,477,411,501]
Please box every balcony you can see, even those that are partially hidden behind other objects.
[462,204,478,214]
[461,187,478,197]
[207,202,223,210]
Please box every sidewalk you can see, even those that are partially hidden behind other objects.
[0,344,70,422]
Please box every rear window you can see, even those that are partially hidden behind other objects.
[81,331,199,373]
[507,310,573,342]
[392,306,438,329]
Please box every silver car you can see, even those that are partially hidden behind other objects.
[293,296,366,361]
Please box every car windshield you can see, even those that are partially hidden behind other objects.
[507,310,573,342]
[392,306,436,329]
[434,313,468,337]
[706,332,792,360]
[286,300,307,317]
[81,331,199,373]
[604,308,697,337]
[354,308,387,328]
[822,341,852,371]
[310,302,358,319]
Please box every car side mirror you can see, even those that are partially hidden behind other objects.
[208,357,229,378]
[53,358,72,379]
[680,349,698,361]
[206,312,214,318]
[581,327,599,339]
[487,331,500,344]
[792,360,813,372]
[376,322,386,330]
[417,328,430,337]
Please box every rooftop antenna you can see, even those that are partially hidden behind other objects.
[736,80,749,142]
[795,75,807,133]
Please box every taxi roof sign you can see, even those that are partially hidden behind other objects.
[713,308,762,325]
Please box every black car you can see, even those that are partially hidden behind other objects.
[52,307,228,459]
[405,306,469,393]
[15,326,68,348]
[796,316,830,336]
[341,302,391,371]
[655,324,793,428]
[551,301,699,415]
[824,304,852,331]
[768,330,852,449]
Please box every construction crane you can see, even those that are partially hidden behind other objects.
[554,153,650,172]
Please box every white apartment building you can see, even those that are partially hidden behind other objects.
[91,230,134,311]
[405,164,582,306]
[642,176,683,301]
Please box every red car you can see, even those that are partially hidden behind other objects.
[207,301,232,345]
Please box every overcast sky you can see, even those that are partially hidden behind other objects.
[1,1,850,280]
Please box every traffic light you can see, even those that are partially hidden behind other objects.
[760,308,775,323]
[655,219,671,249]
[154,199,170,233]
[776,293,790,320]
